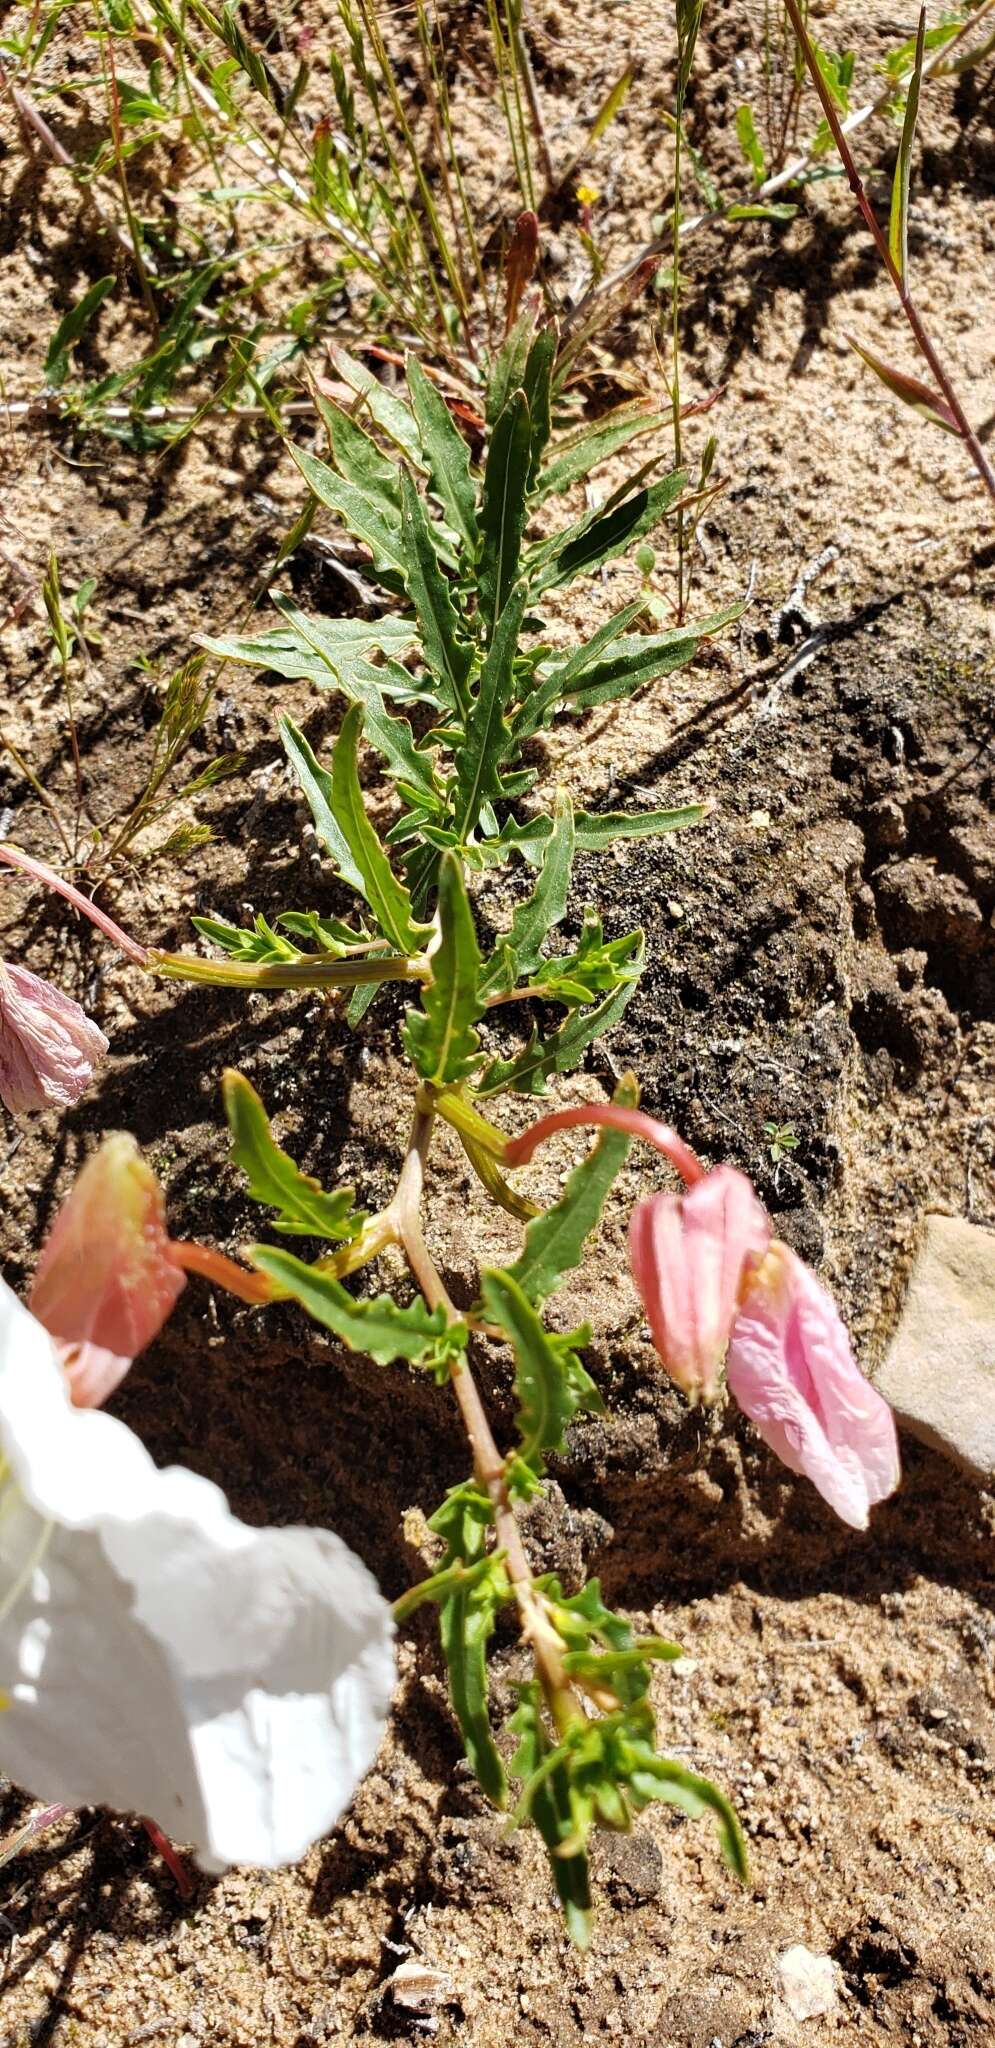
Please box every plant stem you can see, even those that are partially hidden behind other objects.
[0,843,149,964]
[505,1101,705,1187]
[782,0,995,506]
[390,1095,579,1736]
[151,949,429,990]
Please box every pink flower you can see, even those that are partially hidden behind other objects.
[726,1243,901,1530]
[0,958,108,1114]
[628,1166,770,1401]
[30,1133,185,1407]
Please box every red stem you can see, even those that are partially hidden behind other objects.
[141,1817,195,1898]
[0,844,149,964]
[169,1240,279,1305]
[504,1104,705,1187]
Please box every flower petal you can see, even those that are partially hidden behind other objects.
[30,1133,185,1387]
[0,1279,395,1869]
[628,1166,770,1399]
[726,1244,901,1529]
[0,960,107,1115]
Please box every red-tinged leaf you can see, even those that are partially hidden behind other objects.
[846,334,960,433]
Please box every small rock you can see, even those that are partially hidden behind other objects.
[874,1215,995,1481]
[775,1944,839,2021]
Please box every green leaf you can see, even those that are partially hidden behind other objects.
[280,713,366,894]
[45,276,115,390]
[197,612,419,685]
[554,603,743,710]
[399,471,474,715]
[192,912,305,964]
[313,388,402,526]
[289,443,407,587]
[478,390,532,637]
[250,1245,461,1366]
[725,201,798,221]
[522,324,556,487]
[454,580,529,841]
[735,104,766,185]
[481,1269,601,1474]
[486,303,538,427]
[223,1071,365,1240]
[477,930,645,1095]
[429,1482,508,1807]
[574,805,707,850]
[269,595,441,804]
[480,791,575,994]
[509,1684,592,1947]
[535,405,667,502]
[508,1073,638,1305]
[889,6,925,284]
[527,472,685,593]
[541,1574,681,1707]
[406,355,479,555]
[625,1754,748,1880]
[328,343,424,463]
[329,704,431,950]
[402,853,484,1084]
[525,915,642,1007]
[845,334,959,433]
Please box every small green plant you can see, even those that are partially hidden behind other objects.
[143,316,745,1938]
[763,1120,800,1165]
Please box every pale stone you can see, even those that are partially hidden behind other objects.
[875,1214,995,1482]
[775,1945,839,2022]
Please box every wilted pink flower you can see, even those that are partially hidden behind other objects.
[30,1133,185,1406]
[0,958,108,1115]
[629,1166,770,1401]
[726,1243,900,1530]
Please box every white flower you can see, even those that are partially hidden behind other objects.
[0,1278,395,1870]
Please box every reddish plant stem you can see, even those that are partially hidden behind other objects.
[141,1817,195,1898]
[0,843,149,964]
[781,0,995,506]
[169,1241,280,1306]
[505,1103,705,1188]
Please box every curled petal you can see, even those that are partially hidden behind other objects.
[0,959,107,1115]
[726,1243,901,1529]
[30,1133,185,1396]
[0,1280,395,1869]
[629,1166,770,1400]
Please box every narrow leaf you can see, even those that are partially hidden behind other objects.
[280,713,366,894]
[400,471,474,715]
[429,1483,508,1807]
[536,405,667,502]
[479,390,531,635]
[289,443,407,586]
[269,595,439,805]
[846,334,959,432]
[328,344,423,462]
[487,302,538,427]
[329,704,430,950]
[45,276,115,389]
[480,790,575,992]
[574,805,707,850]
[735,104,766,185]
[477,932,645,1095]
[528,473,685,594]
[889,7,925,284]
[402,853,484,1084]
[508,1073,638,1304]
[522,324,556,486]
[197,612,418,680]
[251,1246,460,1366]
[406,355,479,554]
[481,1270,600,1471]
[454,580,529,841]
[223,1071,364,1240]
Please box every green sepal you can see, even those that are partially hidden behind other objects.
[428,1481,509,1808]
[402,852,484,1084]
[508,1073,638,1305]
[223,1070,366,1241]
[249,1245,464,1367]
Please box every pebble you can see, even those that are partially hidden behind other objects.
[874,1214,995,1481]
[775,1944,840,2022]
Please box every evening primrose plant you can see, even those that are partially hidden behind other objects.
[0,318,900,1941]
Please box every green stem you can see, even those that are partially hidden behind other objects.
[150,949,429,990]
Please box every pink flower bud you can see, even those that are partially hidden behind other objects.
[30,1134,185,1407]
[628,1165,770,1401]
[0,959,108,1115]
[726,1243,900,1529]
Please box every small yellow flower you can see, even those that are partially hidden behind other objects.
[576,183,600,207]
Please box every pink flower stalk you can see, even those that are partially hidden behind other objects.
[0,957,108,1115]
[726,1244,901,1530]
[628,1167,770,1402]
[0,843,148,966]
[30,1133,185,1406]
[510,1099,900,1528]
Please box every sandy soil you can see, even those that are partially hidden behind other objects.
[1,1,994,2042]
